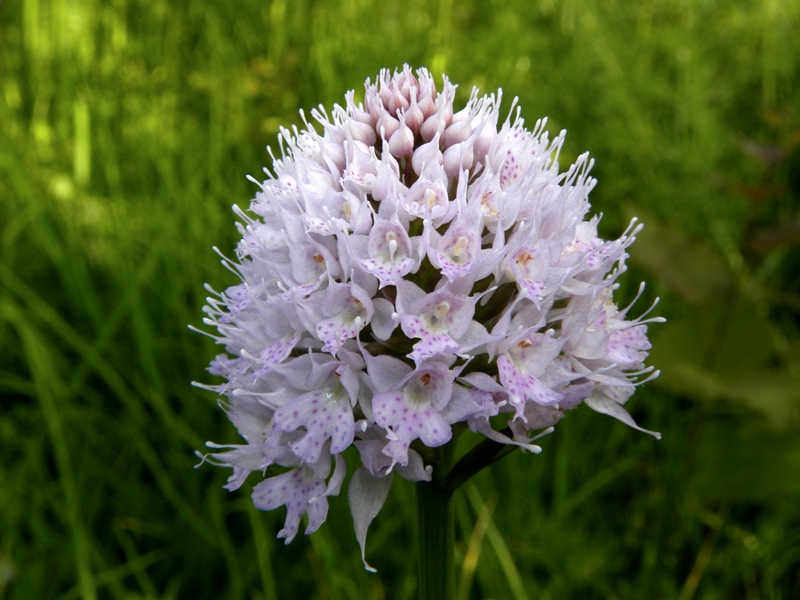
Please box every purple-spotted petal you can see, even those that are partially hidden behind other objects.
[606,325,651,367]
[498,354,563,416]
[274,389,355,463]
[440,385,498,425]
[362,256,416,287]
[400,315,459,364]
[316,294,372,352]
[361,217,416,286]
[252,467,329,543]
[373,392,452,467]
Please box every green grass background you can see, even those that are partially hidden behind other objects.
[2,0,800,598]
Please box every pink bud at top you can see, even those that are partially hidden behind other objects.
[404,88,425,135]
[347,119,377,146]
[472,125,496,165]
[416,73,437,118]
[412,132,444,175]
[388,88,410,114]
[389,112,414,158]
[420,101,449,142]
[398,65,417,98]
[364,86,383,124]
[443,139,475,179]
[378,69,394,106]
[441,114,474,148]
[376,111,400,141]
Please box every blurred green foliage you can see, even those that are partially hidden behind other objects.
[2,0,800,598]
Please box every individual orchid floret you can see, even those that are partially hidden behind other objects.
[252,466,327,543]
[507,245,549,306]
[371,359,456,469]
[359,216,416,287]
[353,424,433,482]
[272,379,356,464]
[251,452,345,544]
[315,281,374,353]
[403,160,449,221]
[195,65,662,561]
[434,222,482,281]
[497,332,565,418]
[397,282,480,364]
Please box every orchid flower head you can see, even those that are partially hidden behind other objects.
[195,65,661,570]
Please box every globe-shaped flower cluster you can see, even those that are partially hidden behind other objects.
[196,65,661,568]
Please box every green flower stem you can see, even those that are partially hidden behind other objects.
[443,428,516,492]
[417,441,456,600]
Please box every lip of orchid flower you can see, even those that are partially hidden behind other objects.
[313,280,375,353]
[371,359,457,470]
[358,215,416,288]
[195,65,662,567]
[496,331,566,419]
[396,281,485,365]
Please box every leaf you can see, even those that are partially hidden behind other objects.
[658,361,800,427]
[650,307,800,428]
[625,208,733,305]
[689,417,800,502]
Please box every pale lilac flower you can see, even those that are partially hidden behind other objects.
[195,65,662,569]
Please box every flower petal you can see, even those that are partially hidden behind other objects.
[348,467,393,572]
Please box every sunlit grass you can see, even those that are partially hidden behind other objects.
[2,0,799,598]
